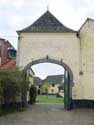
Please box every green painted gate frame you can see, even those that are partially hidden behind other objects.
[64,70,72,110]
[22,57,73,110]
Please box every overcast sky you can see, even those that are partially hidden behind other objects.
[0,0,94,78]
[0,0,94,49]
[32,63,64,80]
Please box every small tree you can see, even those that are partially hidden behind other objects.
[42,83,50,94]
[29,85,37,104]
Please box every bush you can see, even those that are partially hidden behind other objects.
[0,68,28,110]
[29,85,37,104]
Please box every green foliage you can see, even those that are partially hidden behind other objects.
[29,85,37,104]
[42,83,50,93]
[0,68,29,109]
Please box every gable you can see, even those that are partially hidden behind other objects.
[79,18,94,33]
[18,11,76,33]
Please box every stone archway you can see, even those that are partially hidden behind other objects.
[23,57,73,110]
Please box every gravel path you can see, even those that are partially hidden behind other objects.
[0,103,94,125]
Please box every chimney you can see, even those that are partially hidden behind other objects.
[1,40,8,65]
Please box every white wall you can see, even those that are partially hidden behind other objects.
[79,20,94,99]
[16,32,82,99]
[48,84,59,94]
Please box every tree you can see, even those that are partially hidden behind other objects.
[29,85,37,104]
[42,83,50,94]
[0,68,29,109]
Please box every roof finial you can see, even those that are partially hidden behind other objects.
[47,0,50,11]
[47,5,49,11]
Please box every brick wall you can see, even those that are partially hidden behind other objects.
[1,41,8,65]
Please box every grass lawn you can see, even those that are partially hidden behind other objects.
[36,95,64,103]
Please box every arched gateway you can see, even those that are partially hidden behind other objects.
[16,11,94,109]
[23,58,73,110]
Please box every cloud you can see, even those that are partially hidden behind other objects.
[0,0,10,5]
[48,0,94,30]
[11,16,24,29]
[13,0,24,9]
[0,0,94,48]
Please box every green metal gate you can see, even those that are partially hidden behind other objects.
[64,70,71,110]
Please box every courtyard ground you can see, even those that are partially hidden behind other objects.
[0,103,94,125]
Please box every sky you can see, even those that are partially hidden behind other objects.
[0,0,94,79]
[31,63,64,80]
[0,0,94,49]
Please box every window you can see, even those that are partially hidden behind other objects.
[8,50,16,59]
[52,84,55,87]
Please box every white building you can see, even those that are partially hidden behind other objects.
[16,11,94,109]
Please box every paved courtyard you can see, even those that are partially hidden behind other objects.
[0,103,94,125]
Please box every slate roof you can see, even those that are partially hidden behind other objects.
[44,75,64,84]
[18,11,76,33]
[34,77,42,85]
[34,74,64,85]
